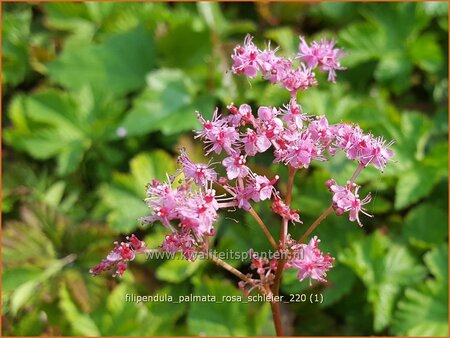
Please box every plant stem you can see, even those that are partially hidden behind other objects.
[279,166,297,247]
[219,181,278,250]
[298,205,333,243]
[349,163,365,183]
[270,165,297,335]
[210,255,248,282]
[270,301,284,336]
[248,207,278,250]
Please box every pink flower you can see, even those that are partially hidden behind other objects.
[195,109,239,155]
[333,124,394,171]
[242,128,271,156]
[280,98,309,130]
[288,236,334,283]
[222,154,250,180]
[271,197,302,224]
[250,174,279,202]
[358,136,395,172]
[178,149,217,185]
[298,36,346,83]
[266,57,293,84]
[144,180,180,228]
[257,106,284,140]
[281,64,318,95]
[179,191,218,236]
[231,34,260,78]
[227,103,254,127]
[327,180,372,227]
[231,184,254,210]
[257,45,281,77]
[281,132,323,169]
[90,234,147,277]
[161,229,196,261]
[308,116,333,143]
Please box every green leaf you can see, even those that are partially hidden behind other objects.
[158,19,212,69]
[120,68,214,136]
[187,278,251,336]
[3,90,92,175]
[2,267,42,293]
[100,150,176,232]
[340,231,426,332]
[2,7,32,87]
[320,264,357,308]
[410,33,444,74]
[197,2,228,36]
[43,181,66,208]
[100,184,149,233]
[10,281,38,316]
[145,283,190,335]
[59,285,101,336]
[374,52,412,94]
[101,283,153,335]
[47,25,155,95]
[403,203,448,248]
[395,165,441,209]
[394,140,447,209]
[392,245,448,336]
[424,244,448,283]
[156,258,202,283]
[339,22,382,66]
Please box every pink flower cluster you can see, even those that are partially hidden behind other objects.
[90,234,146,277]
[142,174,219,259]
[141,149,281,259]
[298,37,346,83]
[286,236,334,283]
[195,99,393,175]
[326,179,372,227]
[90,34,393,289]
[231,34,345,96]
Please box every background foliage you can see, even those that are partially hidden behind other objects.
[2,2,448,336]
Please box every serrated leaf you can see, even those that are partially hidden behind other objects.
[338,22,382,66]
[130,150,176,192]
[392,245,448,336]
[424,245,448,283]
[395,164,443,210]
[340,231,426,332]
[403,203,447,248]
[320,264,357,308]
[3,90,93,175]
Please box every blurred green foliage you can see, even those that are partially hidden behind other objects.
[2,2,448,336]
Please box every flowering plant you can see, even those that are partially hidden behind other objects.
[91,34,394,335]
